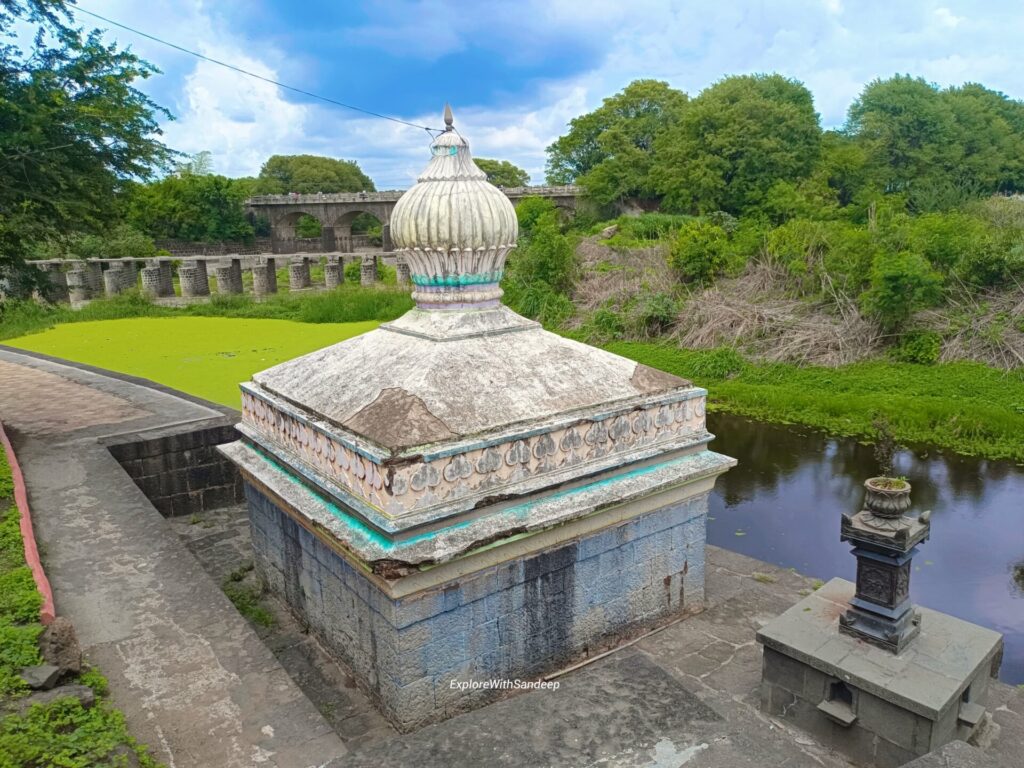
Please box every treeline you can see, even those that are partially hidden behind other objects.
[505,75,1024,363]
[548,75,1024,217]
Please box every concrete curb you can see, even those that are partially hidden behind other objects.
[0,419,55,624]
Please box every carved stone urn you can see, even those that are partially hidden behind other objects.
[863,477,912,519]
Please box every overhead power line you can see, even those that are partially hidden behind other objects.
[73,5,444,135]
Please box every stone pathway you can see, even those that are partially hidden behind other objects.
[0,347,346,768]
[2,345,1020,768]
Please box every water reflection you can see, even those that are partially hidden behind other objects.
[706,412,1024,684]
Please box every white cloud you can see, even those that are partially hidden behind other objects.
[83,0,1024,187]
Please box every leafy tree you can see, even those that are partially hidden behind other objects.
[254,155,375,194]
[669,220,729,282]
[69,225,156,260]
[295,215,321,239]
[654,74,821,215]
[846,77,1024,211]
[546,80,687,204]
[859,251,943,332]
[0,0,173,296]
[474,157,530,187]
[514,196,558,234]
[126,173,254,242]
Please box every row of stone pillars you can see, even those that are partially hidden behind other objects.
[36,253,408,303]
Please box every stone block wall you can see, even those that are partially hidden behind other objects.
[760,646,990,768]
[109,425,245,517]
[244,483,708,730]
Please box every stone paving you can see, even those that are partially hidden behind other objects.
[2,345,1021,767]
[0,347,346,768]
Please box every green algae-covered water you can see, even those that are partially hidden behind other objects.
[5,317,378,407]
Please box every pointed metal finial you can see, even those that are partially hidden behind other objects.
[443,103,454,131]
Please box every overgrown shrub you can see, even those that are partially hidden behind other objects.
[891,330,943,364]
[515,196,559,234]
[859,251,943,332]
[668,220,729,282]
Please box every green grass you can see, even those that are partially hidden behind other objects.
[605,341,1024,461]
[0,451,159,767]
[4,317,378,407]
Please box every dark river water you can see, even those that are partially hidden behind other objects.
[705,412,1024,684]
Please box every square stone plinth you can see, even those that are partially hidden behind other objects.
[238,464,717,732]
[757,578,1003,768]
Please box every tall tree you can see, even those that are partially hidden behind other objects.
[845,77,1024,211]
[546,79,687,204]
[0,0,173,295]
[653,74,822,215]
[254,155,375,194]
[126,173,254,242]
[474,157,530,187]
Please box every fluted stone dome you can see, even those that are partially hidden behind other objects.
[390,106,518,308]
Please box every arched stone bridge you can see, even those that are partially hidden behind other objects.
[245,185,580,253]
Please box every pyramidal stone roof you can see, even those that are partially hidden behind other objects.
[233,107,716,538]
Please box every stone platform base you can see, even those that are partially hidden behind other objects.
[244,481,709,731]
[757,579,1003,768]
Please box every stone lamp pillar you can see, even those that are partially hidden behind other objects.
[838,479,930,653]
[220,106,735,731]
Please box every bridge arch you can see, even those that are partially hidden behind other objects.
[331,209,391,252]
[271,210,324,254]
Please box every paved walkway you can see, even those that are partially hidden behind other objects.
[1,345,1020,768]
[0,347,346,768]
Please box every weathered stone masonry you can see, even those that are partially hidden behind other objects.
[245,483,707,729]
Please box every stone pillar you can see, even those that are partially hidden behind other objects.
[382,222,393,252]
[158,259,175,297]
[395,257,411,285]
[323,263,342,290]
[103,265,125,296]
[321,225,336,252]
[179,262,210,298]
[121,260,138,291]
[288,259,311,290]
[44,263,69,301]
[228,258,243,290]
[214,264,242,295]
[252,264,278,296]
[141,266,164,297]
[66,268,91,302]
[360,254,378,286]
[85,261,103,295]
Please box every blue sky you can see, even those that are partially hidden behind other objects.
[68,0,1024,188]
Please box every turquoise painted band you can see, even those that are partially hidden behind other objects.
[411,271,504,287]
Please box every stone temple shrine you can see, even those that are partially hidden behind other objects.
[221,107,736,730]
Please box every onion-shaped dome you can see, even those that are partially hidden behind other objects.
[390,105,518,309]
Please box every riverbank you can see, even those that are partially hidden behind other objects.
[4,295,1023,462]
[607,341,1024,462]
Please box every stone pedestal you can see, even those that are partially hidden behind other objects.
[121,260,138,291]
[757,579,1003,768]
[141,266,164,297]
[66,268,90,302]
[288,260,311,290]
[252,264,277,296]
[323,263,342,290]
[85,262,103,295]
[103,266,125,296]
[214,264,242,295]
[179,263,210,298]
[158,260,175,297]
[43,263,68,301]
[360,254,377,286]
[396,258,411,285]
